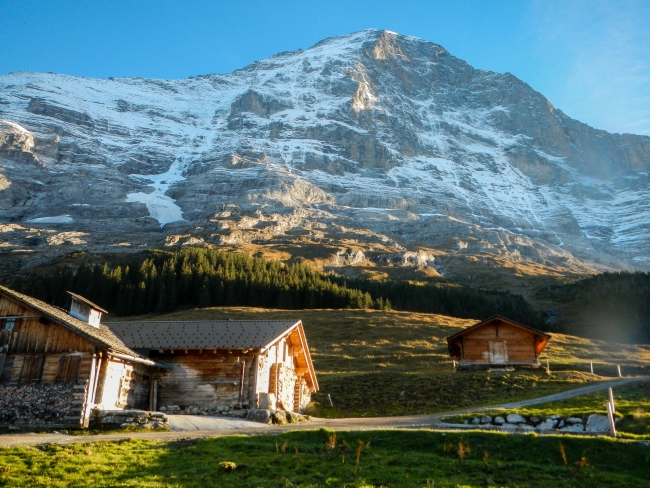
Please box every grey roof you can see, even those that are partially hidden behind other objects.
[0,285,137,356]
[107,320,302,350]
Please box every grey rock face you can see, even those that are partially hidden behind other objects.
[506,414,526,424]
[560,423,585,432]
[536,419,558,430]
[0,29,649,272]
[586,414,611,432]
[246,409,273,424]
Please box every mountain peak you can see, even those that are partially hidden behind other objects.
[0,30,649,278]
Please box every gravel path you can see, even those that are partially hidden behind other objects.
[1,376,647,447]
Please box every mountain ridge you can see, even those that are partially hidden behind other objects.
[1,29,649,285]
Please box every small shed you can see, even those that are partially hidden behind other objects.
[447,316,551,369]
[107,320,319,414]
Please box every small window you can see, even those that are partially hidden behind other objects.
[20,355,45,383]
[56,355,82,383]
[3,318,16,331]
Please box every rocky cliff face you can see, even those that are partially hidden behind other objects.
[1,29,649,281]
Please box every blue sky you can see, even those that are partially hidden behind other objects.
[1,0,649,136]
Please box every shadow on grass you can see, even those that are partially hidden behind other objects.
[2,430,650,487]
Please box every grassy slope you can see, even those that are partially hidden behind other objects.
[2,430,649,487]
[443,379,650,437]
[108,307,650,417]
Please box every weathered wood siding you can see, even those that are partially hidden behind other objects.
[0,295,97,383]
[95,357,151,410]
[461,320,538,364]
[153,351,256,409]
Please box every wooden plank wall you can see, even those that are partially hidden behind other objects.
[461,322,537,363]
[154,351,255,408]
[95,358,152,410]
[0,295,98,383]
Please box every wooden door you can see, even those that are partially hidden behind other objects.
[491,342,508,364]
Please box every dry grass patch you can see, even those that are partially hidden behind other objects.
[109,307,650,417]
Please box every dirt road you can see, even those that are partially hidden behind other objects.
[1,376,646,448]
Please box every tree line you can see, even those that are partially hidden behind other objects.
[14,248,543,326]
[538,271,650,343]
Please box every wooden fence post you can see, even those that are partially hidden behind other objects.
[617,365,622,377]
[328,394,334,407]
[453,360,457,372]
[546,357,550,375]
[590,361,593,374]
[608,387,615,414]
[606,401,617,437]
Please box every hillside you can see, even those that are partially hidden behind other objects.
[107,307,650,417]
[1,29,650,288]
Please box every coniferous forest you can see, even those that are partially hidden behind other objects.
[13,248,544,327]
[538,271,650,344]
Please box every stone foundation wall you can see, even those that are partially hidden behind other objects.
[297,379,312,413]
[91,409,168,429]
[0,382,87,427]
[158,404,247,417]
[270,364,298,411]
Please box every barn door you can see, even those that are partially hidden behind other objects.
[491,342,508,364]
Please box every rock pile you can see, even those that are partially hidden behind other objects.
[458,413,614,433]
[0,383,85,427]
[91,410,168,429]
[158,404,247,417]
[247,409,310,425]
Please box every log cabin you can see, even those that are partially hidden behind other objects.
[0,285,167,428]
[447,316,551,369]
[0,285,319,428]
[107,320,318,414]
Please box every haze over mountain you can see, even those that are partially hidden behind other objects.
[1,29,649,283]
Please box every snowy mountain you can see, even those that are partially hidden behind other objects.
[1,29,649,280]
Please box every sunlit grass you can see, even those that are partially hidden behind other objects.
[2,430,649,487]
[108,307,650,417]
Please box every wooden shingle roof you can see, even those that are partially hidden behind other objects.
[0,285,137,356]
[107,320,303,350]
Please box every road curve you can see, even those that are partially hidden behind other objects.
[1,376,647,447]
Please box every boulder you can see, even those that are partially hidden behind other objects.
[506,414,526,424]
[536,419,558,430]
[480,415,493,425]
[493,416,506,425]
[560,424,585,432]
[566,417,582,424]
[286,411,302,424]
[501,423,519,429]
[586,414,611,432]
[271,410,288,425]
[246,409,273,424]
[471,417,481,425]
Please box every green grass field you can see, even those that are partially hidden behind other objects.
[109,307,650,417]
[2,430,649,487]
[441,379,650,437]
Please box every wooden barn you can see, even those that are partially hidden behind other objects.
[447,316,551,369]
[0,284,319,428]
[107,320,319,414]
[0,286,166,428]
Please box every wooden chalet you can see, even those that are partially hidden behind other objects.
[447,316,551,369]
[0,286,166,428]
[107,320,319,413]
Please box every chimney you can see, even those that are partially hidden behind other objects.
[67,291,108,328]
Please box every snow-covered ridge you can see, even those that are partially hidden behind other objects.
[0,29,649,270]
